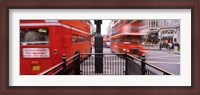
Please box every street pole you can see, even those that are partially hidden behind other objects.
[94,20,103,73]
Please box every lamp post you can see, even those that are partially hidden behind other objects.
[94,20,103,73]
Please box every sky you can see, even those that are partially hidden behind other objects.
[90,20,111,35]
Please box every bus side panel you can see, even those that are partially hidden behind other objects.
[110,42,119,53]
[20,45,52,75]
[50,26,63,65]
[62,26,73,60]
[60,20,90,34]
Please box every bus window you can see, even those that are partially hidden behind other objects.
[123,35,142,44]
[72,34,78,43]
[20,28,49,45]
[86,37,90,42]
[79,36,84,42]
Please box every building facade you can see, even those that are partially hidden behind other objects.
[146,19,180,44]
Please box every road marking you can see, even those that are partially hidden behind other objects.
[147,57,180,61]
[146,61,180,64]
[148,50,180,55]
[146,54,179,58]
[147,56,179,58]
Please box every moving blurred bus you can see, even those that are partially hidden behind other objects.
[110,20,147,57]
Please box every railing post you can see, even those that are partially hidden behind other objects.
[125,50,128,75]
[141,54,146,75]
[74,50,80,75]
[62,54,67,74]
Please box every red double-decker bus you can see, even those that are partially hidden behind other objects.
[20,20,92,75]
[110,20,147,57]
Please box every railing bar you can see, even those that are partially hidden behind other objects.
[124,58,126,74]
[83,57,85,75]
[117,57,119,75]
[104,57,108,75]
[84,57,86,75]
[104,57,105,75]
[81,53,124,55]
[119,57,120,75]
[89,56,91,75]
[121,57,123,75]
[111,56,112,75]
[90,56,92,75]
[94,56,95,75]
[85,56,86,75]
[89,57,90,75]
[114,56,116,75]
[121,57,122,75]
[115,56,117,75]
[52,68,63,75]
[120,57,121,75]
[145,63,173,75]
[122,57,123,75]
[89,56,90,75]
[82,58,83,75]
[118,57,120,75]
[81,60,83,75]
[110,56,111,75]
[108,56,110,75]
[126,54,141,61]
[38,62,63,75]
[105,57,107,75]
[109,56,111,75]
[66,54,79,62]
[123,57,125,75]
[113,56,114,75]
[90,56,91,75]
[106,56,107,75]
[87,56,88,75]
[83,59,85,75]
[92,56,94,75]
[88,56,89,75]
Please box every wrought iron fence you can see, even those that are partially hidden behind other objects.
[39,51,173,75]
[125,54,173,75]
[80,53,126,75]
[38,52,80,75]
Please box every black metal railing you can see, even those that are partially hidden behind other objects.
[38,52,80,75]
[125,53,173,75]
[39,51,173,75]
[80,53,126,75]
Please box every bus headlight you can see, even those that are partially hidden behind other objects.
[123,49,129,52]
